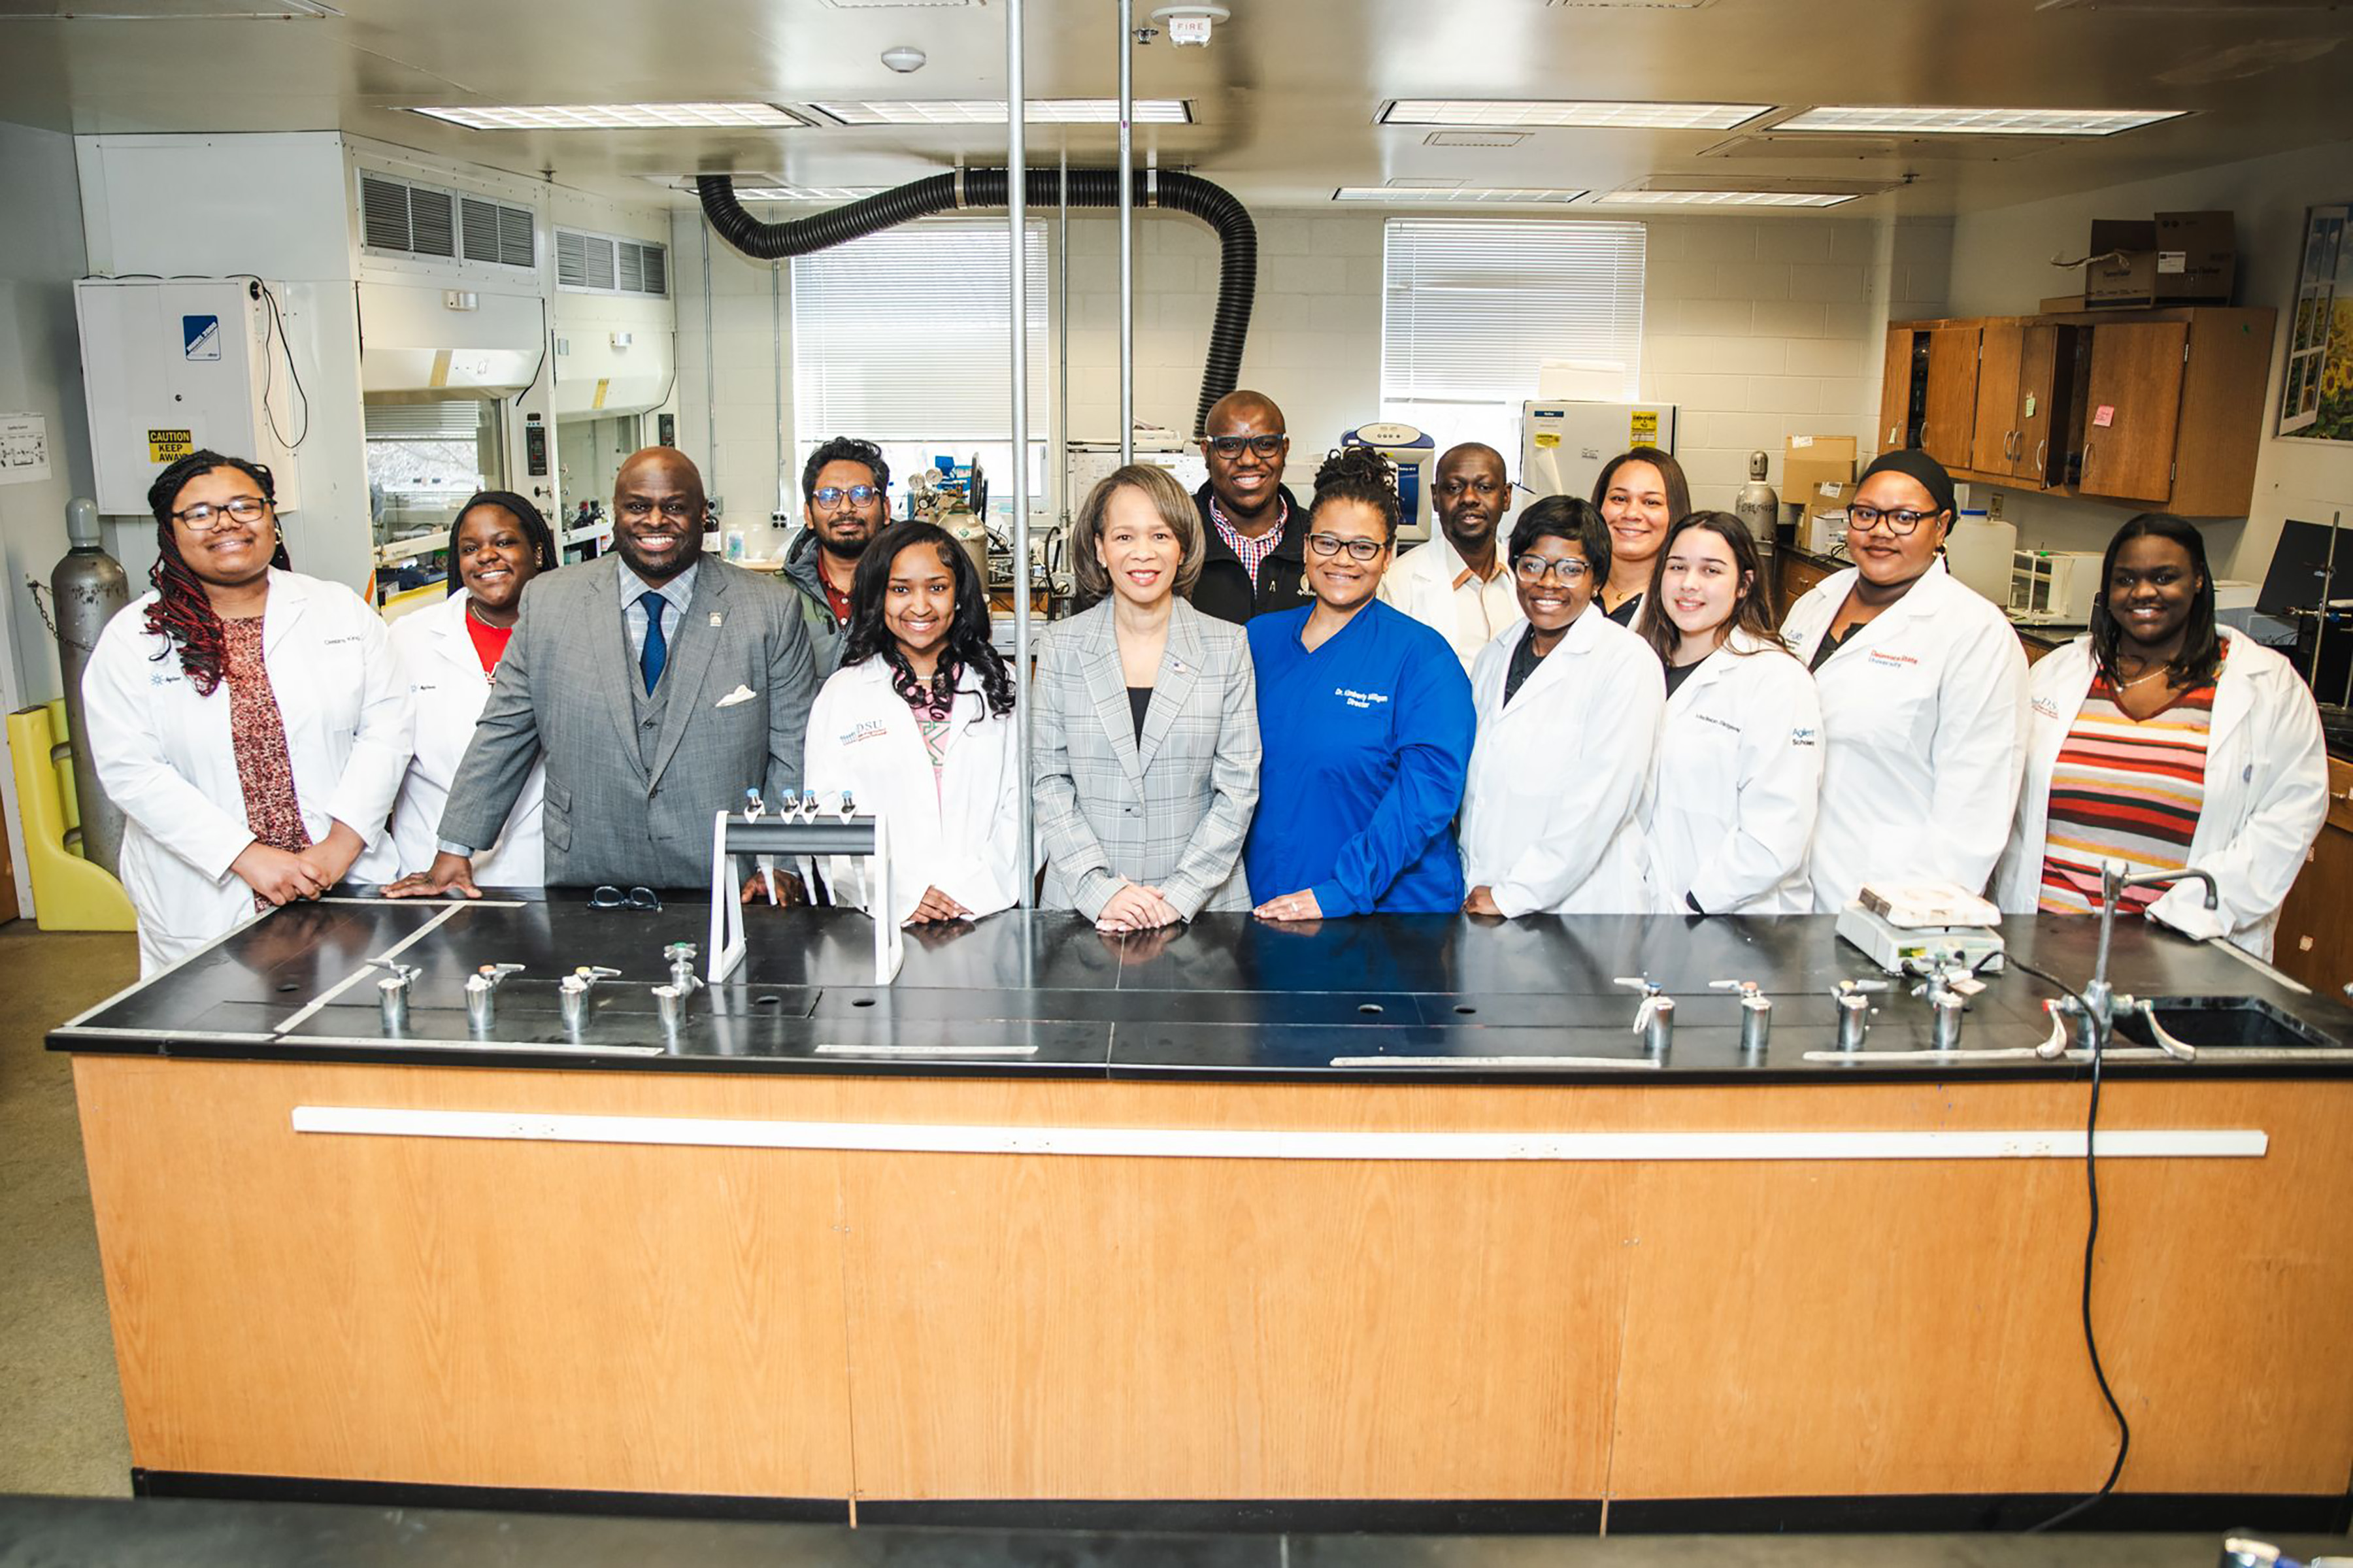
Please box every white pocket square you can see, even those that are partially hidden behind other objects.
[715,684,758,709]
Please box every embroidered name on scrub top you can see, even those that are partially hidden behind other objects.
[1336,686,1392,709]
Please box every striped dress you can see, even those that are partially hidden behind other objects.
[2037,653,2224,916]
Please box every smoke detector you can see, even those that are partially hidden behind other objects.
[880,44,926,73]
[1150,3,1228,44]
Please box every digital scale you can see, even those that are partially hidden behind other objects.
[1835,882,2008,976]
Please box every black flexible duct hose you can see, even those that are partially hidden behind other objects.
[697,168,1256,438]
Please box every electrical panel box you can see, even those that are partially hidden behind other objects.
[75,278,301,515]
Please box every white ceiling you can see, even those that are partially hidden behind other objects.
[4,0,2352,217]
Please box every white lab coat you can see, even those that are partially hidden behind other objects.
[83,569,414,974]
[387,591,544,886]
[1782,558,2028,912]
[802,654,1027,926]
[1641,626,1824,914]
[1377,535,1522,673]
[1991,627,2328,959]
[1460,603,1663,914]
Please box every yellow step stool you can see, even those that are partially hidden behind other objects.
[7,701,136,931]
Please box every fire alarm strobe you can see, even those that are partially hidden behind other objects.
[1150,4,1229,45]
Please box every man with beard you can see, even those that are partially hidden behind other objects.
[784,437,892,673]
[1378,441,1520,672]
[386,446,818,895]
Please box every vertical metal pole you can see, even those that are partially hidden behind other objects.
[1058,151,1070,537]
[771,226,784,531]
[1010,0,1035,907]
[1117,0,1134,465]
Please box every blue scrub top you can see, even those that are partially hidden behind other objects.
[1243,598,1475,916]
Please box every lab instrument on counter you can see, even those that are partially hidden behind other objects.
[1944,514,2018,605]
[1835,880,2007,976]
[1520,400,1678,503]
[1339,421,1435,544]
[2008,548,2107,625]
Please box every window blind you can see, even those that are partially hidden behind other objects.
[1381,218,1647,405]
[793,220,1047,444]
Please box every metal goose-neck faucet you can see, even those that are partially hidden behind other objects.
[2038,865,2218,1060]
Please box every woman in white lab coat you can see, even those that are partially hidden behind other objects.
[1782,450,2028,911]
[386,492,558,886]
[803,520,1026,926]
[1994,512,2326,959]
[84,450,413,973]
[1460,495,1663,915]
[1636,512,1822,914]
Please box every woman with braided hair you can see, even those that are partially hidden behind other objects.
[82,450,414,972]
[802,520,1029,925]
[1243,445,1475,922]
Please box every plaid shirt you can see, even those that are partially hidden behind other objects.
[1207,494,1290,590]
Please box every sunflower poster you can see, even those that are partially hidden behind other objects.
[2281,204,2351,441]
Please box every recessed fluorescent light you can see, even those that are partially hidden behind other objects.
[1774,105,2185,137]
[732,184,890,202]
[1334,186,1588,204]
[1589,189,1860,207]
[413,103,812,131]
[812,99,1192,125]
[1378,99,1768,130]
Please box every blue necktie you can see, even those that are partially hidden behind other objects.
[638,590,668,693]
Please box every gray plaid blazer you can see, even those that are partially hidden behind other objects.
[438,558,818,888]
[1031,597,1261,920]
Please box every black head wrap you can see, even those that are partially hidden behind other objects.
[1855,448,1957,520]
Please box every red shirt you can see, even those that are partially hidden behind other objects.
[464,607,514,679]
[821,575,854,627]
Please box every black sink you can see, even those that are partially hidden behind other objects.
[2116,997,2343,1050]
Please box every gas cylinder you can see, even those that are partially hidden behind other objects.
[1735,450,1778,549]
[51,497,130,875]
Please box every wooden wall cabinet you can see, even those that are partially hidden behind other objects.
[1881,306,2274,518]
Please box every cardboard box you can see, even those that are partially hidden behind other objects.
[1782,433,1857,504]
[2081,212,2235,308]
[2084,219,2158,308]
[2154,210,2234,303]
[2040,295,2088,314]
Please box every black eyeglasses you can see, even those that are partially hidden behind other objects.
[1846,504,1942,537]
[1207,434,1286,459]
[588,885,662,911]
[1306,532,1386,563]
[812,484,881,510]
[172,497,270,531]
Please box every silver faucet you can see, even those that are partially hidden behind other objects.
[2035,865,2218,1059]
[1614,976,1675,1057]
[376,961,421,1033]
[558,965,623,1033]
[1830,978,1887,1051]
[463,963,524,1033]
[1709,979,1773,1058]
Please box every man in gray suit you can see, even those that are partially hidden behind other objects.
[386,447,818,896]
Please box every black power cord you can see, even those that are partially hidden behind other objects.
[2011,956,2133,1533]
